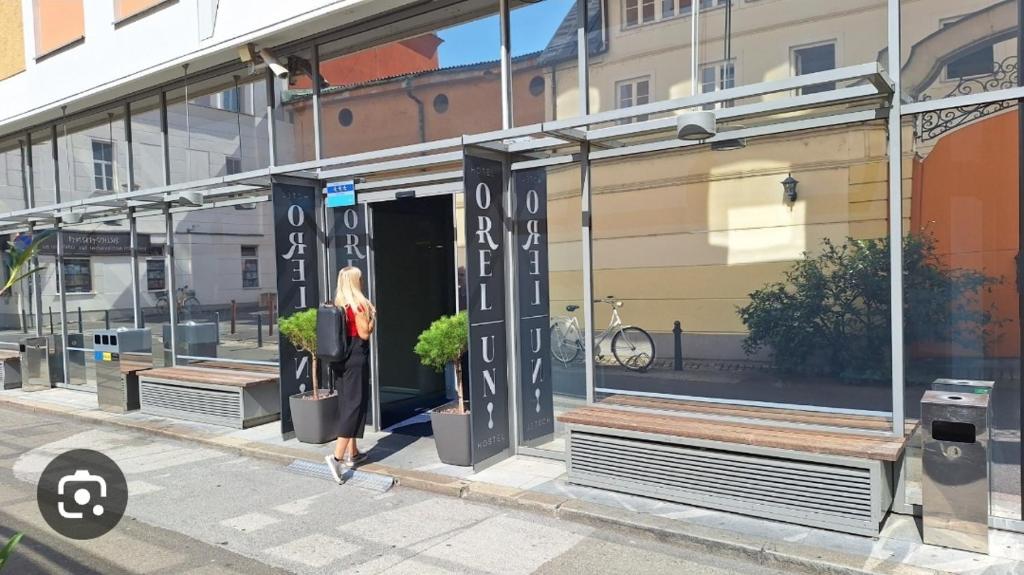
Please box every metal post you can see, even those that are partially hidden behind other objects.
[268,299,275,337]
[230,299,236,334]
[164,208,178,366]
[577,0,590,116]
[214,312,220,344]
[129,208,142,328]
[311,45,323,162]
[159,91,171,185]
[77,307,83,332]
[503,152,520,453]
[24,133,43,337]
[57,229,70,385]
[673,321,683,371]
[48,306,53,334]
[581,140,595,404]
[886,0,905,438]
[21,309,27,334]
[105,310,110,330]
[266,68,277,167]
[257,314,263,348]
[1017,0,1024,521]
[691,0,700,96]
[499,0,513,129]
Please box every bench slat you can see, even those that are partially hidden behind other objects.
[559,406,911,461]
[138,366,277,388]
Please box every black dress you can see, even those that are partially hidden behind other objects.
[334,336,370,439]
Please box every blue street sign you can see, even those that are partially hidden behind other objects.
[326,180,356,208]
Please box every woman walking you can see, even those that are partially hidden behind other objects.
[325,266,375,483]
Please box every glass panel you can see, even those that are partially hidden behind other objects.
[137,213,170,364]
[171,202,279,364]
[58,109,129,201]
[130,95,165,190]
[274,48,316,165]
[31,130,57,206]
[521,162,585,453]
[316,8,501,158]
[901,0,1020,104]
[512,0,581,124]
[166,70,270,184]
[590,119,893,429]
[903,102,1021,520]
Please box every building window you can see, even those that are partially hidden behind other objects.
[433,94,450,114]
[242,246,259,288]
[59,258,92,294]
[338,108,354,127]
[529,76,546,97]
[33,0,84,57]
[146,259,166,291]
[942,20,994,80]
[225,157,242,176]
[616,77,651,122]
[92,141,114,192]
[220,88,240,113]
[624,0,655,28]
[794,43,836,95]
[115,0,169,22]
[701,61,736,110]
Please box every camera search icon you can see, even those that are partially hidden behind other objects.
[37,449,127,540]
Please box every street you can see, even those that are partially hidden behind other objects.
[0,405,791,575]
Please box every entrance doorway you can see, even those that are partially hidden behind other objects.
[372,194,456,430]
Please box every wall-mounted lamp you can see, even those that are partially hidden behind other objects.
[60,211,83,225]
[781,174,799,204]
[676,110,717,141]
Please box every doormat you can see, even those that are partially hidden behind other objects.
[285,459,395,493]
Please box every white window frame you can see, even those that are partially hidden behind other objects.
[939,16,996,82]
[792,40,838,95]
[623,0,656,29]
[241,245,259,289]
[91,139,114,192]
[700,60,736,110]
[225,156,242,176]
[615,76,653,123]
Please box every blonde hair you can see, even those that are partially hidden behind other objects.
[334,266,375,315]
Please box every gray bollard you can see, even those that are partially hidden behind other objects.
[77,307,83,332]
[21,308,27,333]
[214,312,221,344]
[673,321,683,371]
[257,314,263,348]
[49,307,54,334]
[104,309,110,330]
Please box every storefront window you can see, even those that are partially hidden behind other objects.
[315,7,501,158]
[903,101,1021,520]
[511,0,581,123]
[166,70,270,185]
[901,0,1020,104]
[590,120,893,427]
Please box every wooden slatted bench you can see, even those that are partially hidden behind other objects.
[138,366,280,429]
[559,398,916,536]
[185,360,279,375]
[0,349,21,390]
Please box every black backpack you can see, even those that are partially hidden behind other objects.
[317,303,351,363]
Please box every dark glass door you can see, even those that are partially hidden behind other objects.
[372,195,456,430]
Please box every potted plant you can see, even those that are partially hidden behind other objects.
[278,308,339,444]
[0,532,22,572]
[414,311,471,466]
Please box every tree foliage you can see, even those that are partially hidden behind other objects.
[278,308,327,398]
[1,230,55,298]
[737,233,1002,379]
[414,312,469,413]
[0,532,22,572]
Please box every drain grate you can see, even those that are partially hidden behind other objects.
[286,459,396,493]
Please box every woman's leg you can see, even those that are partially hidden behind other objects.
[334,437,351,460]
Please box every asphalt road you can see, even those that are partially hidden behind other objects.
[0,405,792,575]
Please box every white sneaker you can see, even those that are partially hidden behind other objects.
[343,452,367,468]
[324,454,345,484]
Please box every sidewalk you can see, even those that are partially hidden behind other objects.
[2,387,1023,575]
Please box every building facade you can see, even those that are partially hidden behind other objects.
[0,0,1020,535]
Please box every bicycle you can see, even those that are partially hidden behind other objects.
[155,285,201,319]
[550,296,656,372]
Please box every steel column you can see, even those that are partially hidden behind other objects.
[159,91,170,185]
[266,68,277,167]
[312,45,324,162]
[164,208,178,366]
[886,0,905,438]
[129,209,142,328]
[581,141,595,405]
[499,0,513,129]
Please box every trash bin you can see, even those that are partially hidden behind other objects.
[932,378,994,395]
[19,335,63,391]
[65,333,89,387]
[162,322,218,365]
[94,328,153,413]
[921,390,990,553]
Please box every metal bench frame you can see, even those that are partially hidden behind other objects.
[139,372,279,429]
[565,422,898,536]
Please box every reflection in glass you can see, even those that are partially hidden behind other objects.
[58,109,129,202]
[905,102,1021,520]
[130,95,164,190]
[901,0,1020,104]
[590,120,893,427]
[314,11,501,158]
[511,0,581,123]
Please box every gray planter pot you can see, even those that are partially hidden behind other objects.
[430,404,472,466]
[289,391,339,444]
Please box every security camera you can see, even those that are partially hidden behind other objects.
[676,110,717,141]
[258,48,289,80]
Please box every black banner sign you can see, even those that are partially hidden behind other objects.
[332,203,369,278]
[464,154,509,465]
[39,231,153,257]
[273,182,320,436]
[515,169,554,442]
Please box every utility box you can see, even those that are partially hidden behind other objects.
[0,350,22,389]
[162,322,218,365]
[921,390,990,554]
[19,335,64,391]
[94,328,153,413]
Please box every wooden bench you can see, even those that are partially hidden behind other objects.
[185,359,278,375]
[138,366,280,429]
[0,349,21,390]
[559,398,916,536]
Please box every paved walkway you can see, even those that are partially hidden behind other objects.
[1,406,791,574]
[2,387,1024,574]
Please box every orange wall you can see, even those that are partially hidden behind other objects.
[115,0,164,21]
[292,36,441,90]
[912,110,1020,358]
[34,0,84,56]
[0,0,25,80]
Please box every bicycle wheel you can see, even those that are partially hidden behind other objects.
[182,297,201,318]
[155,297,168,317]
[611,327,655,372]
[550,320,581,364]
